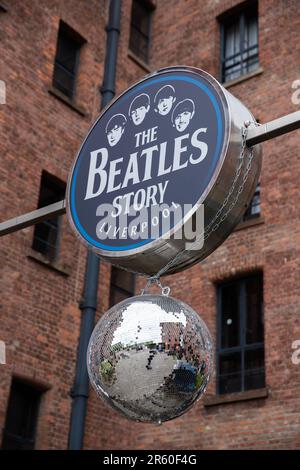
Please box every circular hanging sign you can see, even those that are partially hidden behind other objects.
[67,66,261,275]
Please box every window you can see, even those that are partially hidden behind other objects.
[129,0,153,63]
[32,171,66,261]
[217,273,264,394]
[109,267,135,307]
[220,1,259,82]
[1,379,44,450]
[242,182,261,221]
[53,21,84,99]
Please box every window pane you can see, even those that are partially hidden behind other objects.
[222,4,258,82]
[247,54,259,73]
[251,184,261,216]
[243,13,259,74]
[129,27,148,62]
[220,283,240,348]
[219,352,242,394]
[243,183,260,221]
[56,32,78,73]
[246,274,264,344]
[32,172,65,260]
[245,348,265,390]
[245,12,258,49]
[228,21,240,57]
[32,220,58,259]
[38,174,65,208]
[53,63,75,98]
[224,18,242,81]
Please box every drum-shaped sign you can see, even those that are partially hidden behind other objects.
[67,66,261,276]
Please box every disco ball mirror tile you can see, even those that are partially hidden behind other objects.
[87,294,213,423]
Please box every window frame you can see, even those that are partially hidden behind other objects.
[32,214,63,261]
[216,272,265,395]
[242,182,261,222]
[129,0,154,64]
[219,0,259,83]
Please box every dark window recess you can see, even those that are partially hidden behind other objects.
[217,273,264,395]
[243,182,261,221]
[32,171,66,261]
[1,379,44,450]
[129,0,153,63]
[53,21,84,99]
[109,267,135,307]
[220,1,259,82]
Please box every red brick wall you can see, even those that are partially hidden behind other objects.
[1,0,300,450]
[0,0,108,449]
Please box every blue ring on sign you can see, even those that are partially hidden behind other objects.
[70,74,224,251]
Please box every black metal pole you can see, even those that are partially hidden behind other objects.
[68,0,121,450]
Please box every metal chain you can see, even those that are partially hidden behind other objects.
[203,126,250,238]
[141,277,171,296]
[110,124,256,294]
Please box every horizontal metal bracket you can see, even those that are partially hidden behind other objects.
[246,110,300,146]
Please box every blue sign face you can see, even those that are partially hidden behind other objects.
[67,68,227,254]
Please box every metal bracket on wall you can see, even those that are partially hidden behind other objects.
[0,110,299,237]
